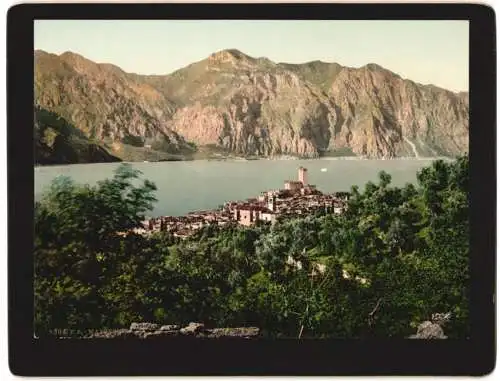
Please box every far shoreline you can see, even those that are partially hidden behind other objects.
[34,155,453,168]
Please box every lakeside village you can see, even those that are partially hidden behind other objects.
[135,167,350,239]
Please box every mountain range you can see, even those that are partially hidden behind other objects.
[34,49,469,163]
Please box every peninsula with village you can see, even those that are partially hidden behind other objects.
[138,166,350,239]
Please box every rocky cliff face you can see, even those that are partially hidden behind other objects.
[326,65,469,158]
[35,51,195,162]
[34,49,469,160]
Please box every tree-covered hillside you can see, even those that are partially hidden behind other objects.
[34,157,469,338]
[35,106,121,165]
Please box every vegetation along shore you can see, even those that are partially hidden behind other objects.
[35,156,469,338]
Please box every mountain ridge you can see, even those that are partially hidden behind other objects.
[36,48,467,94]
[34,48,469,162]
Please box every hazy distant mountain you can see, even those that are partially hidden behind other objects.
[34,48,469,162]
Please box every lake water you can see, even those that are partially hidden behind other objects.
[34,158,441,217]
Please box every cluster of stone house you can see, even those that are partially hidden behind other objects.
[224,167,349,226]
[138,166,350,238]
[139,210,234,238]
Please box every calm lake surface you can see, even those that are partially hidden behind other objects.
[35,158,441,217]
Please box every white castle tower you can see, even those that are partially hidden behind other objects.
[298,167,308,186]
[267,195,276,212]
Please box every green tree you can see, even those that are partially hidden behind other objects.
[34,156,469,339]
[34,164,157,333]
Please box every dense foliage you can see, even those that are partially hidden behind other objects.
[34,157,469,338]
[34,106,121,165]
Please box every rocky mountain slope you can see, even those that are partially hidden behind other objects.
[34,49,469,161]
[35,106,121,165]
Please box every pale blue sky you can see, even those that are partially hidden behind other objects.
[34,20,469,92]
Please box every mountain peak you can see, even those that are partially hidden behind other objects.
[307,60,327,65]
[60,50,86,60]
[58,51,96,68]
[34,49,50,56]
[208,49,255,65]
[363,63,385,71]
[219,49,251,58]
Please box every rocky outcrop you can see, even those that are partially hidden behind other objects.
[35,49,469,161]
[409,312,451,339]
[52,322,261,339]
[409,321,447,339]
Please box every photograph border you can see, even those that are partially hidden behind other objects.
[7,2,496,376]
